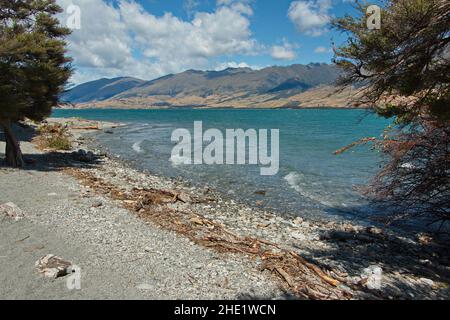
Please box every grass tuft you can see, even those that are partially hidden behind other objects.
[35,123,72,151]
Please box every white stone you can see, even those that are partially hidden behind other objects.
[35,254,73,279]
[291,232,306,241]
[0,202,25,221]
[361,265,383,290]
[420,278,434,287]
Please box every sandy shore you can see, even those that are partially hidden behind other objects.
[0,118,449,300]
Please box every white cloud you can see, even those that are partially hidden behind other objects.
[271,41,297,60]
[288,0,332,36]
[214,61,262,71]
[56,0,260,84]
[58,0,132,69]
[314,46,330,53]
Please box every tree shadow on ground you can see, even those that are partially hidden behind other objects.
[0,123,103,171]
[0,122,36,143]
[236,292,301,300]
[323,200,449,234]
[0,150,103,172]
[299,206,450,299]
[234,202,449,299]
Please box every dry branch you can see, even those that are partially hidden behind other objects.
[334,137,377,155]
[65,168,352,300]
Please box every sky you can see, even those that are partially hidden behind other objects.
[55,0,368,85]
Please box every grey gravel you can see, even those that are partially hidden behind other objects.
[0,126,284,300]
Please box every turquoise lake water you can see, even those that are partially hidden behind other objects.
[53,108,392,222]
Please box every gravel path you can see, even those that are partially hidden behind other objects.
[0,125,284,300]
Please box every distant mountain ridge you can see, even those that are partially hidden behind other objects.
[63,63,341,106]
[63,77,146,103]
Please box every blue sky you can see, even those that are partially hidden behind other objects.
[56,0,372,84]
[139,0,356,64]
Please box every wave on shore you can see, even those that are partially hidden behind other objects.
[284,172,335,207]
[132,140,144,154]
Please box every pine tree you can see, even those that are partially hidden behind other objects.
[333,0,449,225]
[0,0,72,167]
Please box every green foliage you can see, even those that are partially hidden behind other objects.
[0,0,72,122]
[333,0,450,224]
[46,135,72,150]
[333,0,449,123]
[36,123,72,150]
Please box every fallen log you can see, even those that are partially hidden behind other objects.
[290,251,340,287]
[70,125,100,130]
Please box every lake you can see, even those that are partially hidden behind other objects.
[53,108,392,222]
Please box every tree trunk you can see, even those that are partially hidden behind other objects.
[0,119,25,168]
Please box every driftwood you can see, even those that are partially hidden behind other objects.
[290,251,340,287]
[65,168,353,300]
[70,125,100,130]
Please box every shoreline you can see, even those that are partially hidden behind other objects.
[1,117,449,300]
[56,106,372,111]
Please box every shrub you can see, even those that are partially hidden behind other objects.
[36,123,72,151]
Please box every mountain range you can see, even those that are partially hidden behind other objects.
[62,63,361,109]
